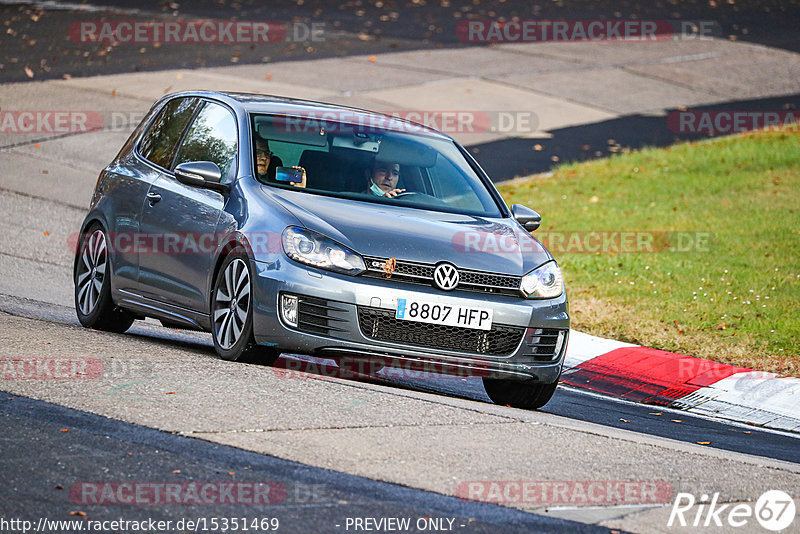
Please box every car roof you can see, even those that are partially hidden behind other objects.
[165,90,451,140]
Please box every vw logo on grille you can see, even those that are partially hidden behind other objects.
[433,263,460,291]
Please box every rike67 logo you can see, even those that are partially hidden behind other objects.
[668,490,795,531]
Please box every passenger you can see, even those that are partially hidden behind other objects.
[254,138,283,181]
[364,160,406,198]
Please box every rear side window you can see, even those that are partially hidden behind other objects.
[138,97,200,169]
[173,102,238,183]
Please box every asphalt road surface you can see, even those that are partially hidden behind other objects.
[1,294,799,532]
[2,0,800,84]
[1,392,607,534]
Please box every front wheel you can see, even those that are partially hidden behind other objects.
[211,252,277,364]
[482,378,559,410]
[74,224,135,333]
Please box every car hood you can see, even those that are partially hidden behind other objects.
[262,187,552,275]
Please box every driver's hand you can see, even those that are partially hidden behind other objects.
[384,188,406,198]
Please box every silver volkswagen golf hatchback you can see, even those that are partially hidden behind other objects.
[74,91,569,409]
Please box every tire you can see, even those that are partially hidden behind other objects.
[482,377,559,410]
[74,224,135,333]
[211,251,277,364]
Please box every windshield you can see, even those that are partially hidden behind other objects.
[250,113,503,217]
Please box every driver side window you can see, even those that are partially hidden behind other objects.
[173,101,238,183]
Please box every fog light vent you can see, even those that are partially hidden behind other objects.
[280,294,298,327]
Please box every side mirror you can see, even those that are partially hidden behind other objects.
[511,203,541,231]
[174,161,229,193]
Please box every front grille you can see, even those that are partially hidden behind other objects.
[296,296,348,336]
[362,256,521,296]
[357,306,524,356]
[524,328,565,362]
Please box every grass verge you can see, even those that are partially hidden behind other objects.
[498,127,800,375]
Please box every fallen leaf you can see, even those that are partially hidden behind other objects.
[167,391,175,395]
[649,412,662,416]
[368,55,376,62]
[43,231,50,236]
[24,66,34,78]
[264,73,273,80]
[55,485,63,490]
[671,419,682,423]
[697,441,711,445]
[228,472,235,475]
[70,511,86,517]
[533,144,543,151]
[619,418,629,423]
[172,469,181,473]
[60,428,69,432]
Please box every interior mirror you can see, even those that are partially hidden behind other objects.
[174,161,228,193]
[511,203,541,231]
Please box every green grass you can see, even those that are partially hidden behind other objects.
[498,127,800,375]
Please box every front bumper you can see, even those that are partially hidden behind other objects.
[251,258,569,383]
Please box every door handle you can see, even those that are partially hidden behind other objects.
[146,191,162,204]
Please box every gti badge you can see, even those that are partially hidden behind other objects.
[433,262,459,291]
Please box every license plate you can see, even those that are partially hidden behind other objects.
[395,298,493,331]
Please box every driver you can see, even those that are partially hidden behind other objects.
[364,160,405,198]
[255,137,283,181]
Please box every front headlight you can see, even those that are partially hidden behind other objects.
[520,261,564,299]
[281,226,366,275]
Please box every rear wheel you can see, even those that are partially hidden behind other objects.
[482,378,559,410]
[211,251,277,364]
[74,224,135,333]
